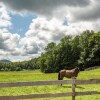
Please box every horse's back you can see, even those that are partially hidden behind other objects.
[65,70,74,78]
[59,70,66,77]
[60,69,74,78]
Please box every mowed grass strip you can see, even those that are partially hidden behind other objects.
[0,69,100,100]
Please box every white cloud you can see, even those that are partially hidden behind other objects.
[0,3,11,28]
[0,3,22,60]
[0,28,20,50]
[26,17,66,41]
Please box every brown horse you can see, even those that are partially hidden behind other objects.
[58,67,80,81]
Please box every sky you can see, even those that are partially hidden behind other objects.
[0,0,100,62]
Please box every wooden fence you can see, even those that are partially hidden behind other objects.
[0,78,100,100]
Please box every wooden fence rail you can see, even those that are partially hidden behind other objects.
[0,78,100,100]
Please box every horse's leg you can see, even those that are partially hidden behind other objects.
[58,72,64,86]
[58,72,62,86]
[58,71,61,80]
[74,77,77,87]
[60,77,63,86]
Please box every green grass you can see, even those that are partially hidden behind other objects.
[0,69,100,100]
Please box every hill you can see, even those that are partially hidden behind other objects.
[0,59,11,63]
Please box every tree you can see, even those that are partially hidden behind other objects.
[71,35,81,67]
[88,32,100,66]
[56,36,73,69]
[78,30,94,68]
[41,42,57,73]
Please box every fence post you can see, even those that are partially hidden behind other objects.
[72,77,76,100]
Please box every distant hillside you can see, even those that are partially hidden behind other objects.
[0,59,11,63]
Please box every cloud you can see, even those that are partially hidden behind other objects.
[0,0,90,9]
[0,0,90,16]
[0,32,21,62]
[1,0,100,22]
[0,3,21,58]
[70,0,100,21]
[0,29,20,52]
[0,3,12,27]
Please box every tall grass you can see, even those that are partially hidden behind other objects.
[0,69,100,100]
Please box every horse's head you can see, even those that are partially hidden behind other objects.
[74,67,80,76]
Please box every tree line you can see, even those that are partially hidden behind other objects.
[0,30,100,72]
[0,58,39,71]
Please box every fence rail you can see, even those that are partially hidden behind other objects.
[0,78,100,100]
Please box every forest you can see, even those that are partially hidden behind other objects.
[0,30,100,73]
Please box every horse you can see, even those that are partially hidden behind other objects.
[58,67,80,85]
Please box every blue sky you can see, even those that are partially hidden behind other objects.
[0,0,100,61]
[9,14,37,37]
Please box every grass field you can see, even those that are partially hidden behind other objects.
[0,69,100,100]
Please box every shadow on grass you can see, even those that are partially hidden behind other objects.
[61,85,85,89]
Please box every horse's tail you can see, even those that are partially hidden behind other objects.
[58,71,61,80]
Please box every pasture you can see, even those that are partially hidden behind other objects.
[0,69,100,100]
